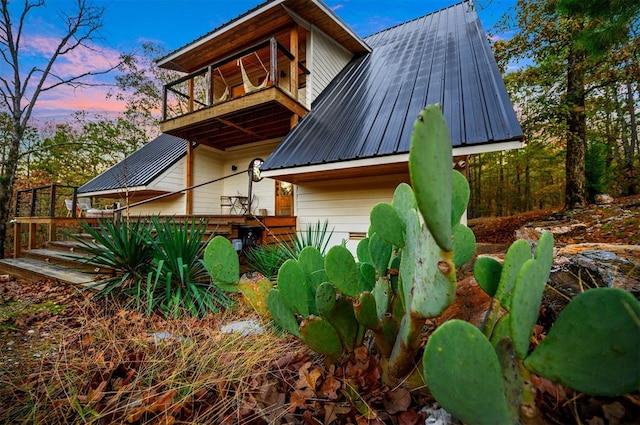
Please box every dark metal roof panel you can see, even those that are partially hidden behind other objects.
[262,1,523,172]
[78,134,187,194]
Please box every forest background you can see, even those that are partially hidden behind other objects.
[0,0,638,255]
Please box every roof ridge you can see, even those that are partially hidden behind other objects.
[363,0,471,40]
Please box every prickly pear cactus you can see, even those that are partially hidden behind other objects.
[525,288,640,396]
[203,236,240,292]
[424,320,515,425]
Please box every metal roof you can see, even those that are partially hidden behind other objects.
[261,1,523,173]
[78,134,187,194]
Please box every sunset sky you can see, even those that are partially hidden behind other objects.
[9,0,516,122]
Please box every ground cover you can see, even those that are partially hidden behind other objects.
[1,196,639,424]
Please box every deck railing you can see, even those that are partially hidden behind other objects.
[161,36,309,121]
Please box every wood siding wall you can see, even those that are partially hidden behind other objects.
[307,27,353,105]
[295,174,409,254]
[193,145,225,215]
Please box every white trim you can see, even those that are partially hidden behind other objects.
[157,0,369,69]
[261,140,524,178]
[309,0,371,53]
[79,186,166,198]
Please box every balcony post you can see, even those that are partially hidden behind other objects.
[49,184,57,217]
[188,78,194,112]
[289,26,299,99]
[208,65,213,106]
[162,85,168,120]
[71,187,78,219]
[270,37,278,86]
[30,188,36,217]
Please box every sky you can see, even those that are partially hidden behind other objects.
[4,0,516,122]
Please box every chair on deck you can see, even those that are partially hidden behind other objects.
[77,198,91,214]
[220,196,233,214]
[64,200,80,217]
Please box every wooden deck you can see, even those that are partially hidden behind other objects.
[1,215,296,285]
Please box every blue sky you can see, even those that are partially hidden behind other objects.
[11,0,516,121]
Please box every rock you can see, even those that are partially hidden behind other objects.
[422,407,461,425]
[594,194,614,205]
[541,245,640,327]
[220,319,264,336]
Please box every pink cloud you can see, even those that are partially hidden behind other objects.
[23,34,122,79]
[31,83,127,120]
[19,33,132,119]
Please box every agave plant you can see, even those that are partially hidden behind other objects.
[73,217,155,296]
[244,244,288,280]
[281,219,334,259]
[145,216,232,318]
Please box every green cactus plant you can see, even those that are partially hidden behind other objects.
[424,230,640,424]
[204,105,639,423]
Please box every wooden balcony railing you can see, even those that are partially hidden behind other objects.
[161,37,309,121]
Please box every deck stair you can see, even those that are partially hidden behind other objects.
[1,215,295,285]
[0,232,110,286]
[0,219,240,286]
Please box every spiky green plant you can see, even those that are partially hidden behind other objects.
[73,217,155,296]
[244,244,288,279]
[74,216,232,318]
[145,216,233,318]
[282,219,334,259]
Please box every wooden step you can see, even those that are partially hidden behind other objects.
[0,258,98,286]
[47,240,103,255]
[22,248,109,273]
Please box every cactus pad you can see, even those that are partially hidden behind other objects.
[267,289,300,336]
[300,316,344,362]
[424,320,513,425]
[409,105,453,251]
[277,259,310,317]
[325,245,359,297]
[203,236,239,292]
[371,202,405,248]
[474,256,502,297]
[524,288,640,396]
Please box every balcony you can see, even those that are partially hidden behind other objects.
[160,37,310,150]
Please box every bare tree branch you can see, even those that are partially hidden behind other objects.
[0,0,125,257]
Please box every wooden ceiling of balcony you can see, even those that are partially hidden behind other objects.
[160,87,308,151]
[160,0,368,73]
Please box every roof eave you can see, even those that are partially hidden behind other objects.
[261,139,525,182]
[77,186,170,198]
[157,0,369,71]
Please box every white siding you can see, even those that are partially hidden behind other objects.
[125,158,187,215]
[295,174,409,254]
[127,194,186,216]
[221,140,281,215]
[307,27,352,105]
[192,145,225,215]
[147,157,185,192]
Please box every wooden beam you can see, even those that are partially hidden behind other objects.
[160,87,308,133]
[216,117,265,140]
[13,222,21,258]
[289,25,299,100]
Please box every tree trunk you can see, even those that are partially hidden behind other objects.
[625,81,638,194]
[0,123,23,258]
[564,44,587,209]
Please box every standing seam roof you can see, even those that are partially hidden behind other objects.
[261,1,523,172]
[78,134,187,194]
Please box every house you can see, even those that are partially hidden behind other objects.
[79,0,523,252]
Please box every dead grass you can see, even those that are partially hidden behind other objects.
[0,291,311,424]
